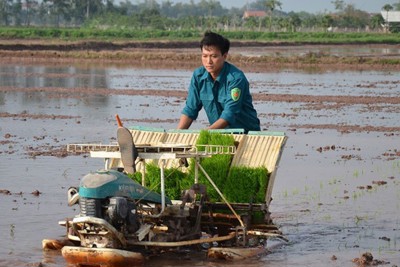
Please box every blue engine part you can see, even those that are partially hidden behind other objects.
[78,169,172,205]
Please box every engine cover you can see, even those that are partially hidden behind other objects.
[78,169,172,205]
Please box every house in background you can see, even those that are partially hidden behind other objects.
[243,10,267,19]
[381,11,400,32]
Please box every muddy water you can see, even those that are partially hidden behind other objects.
[1,57,400,267]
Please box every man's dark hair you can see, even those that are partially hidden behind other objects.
[200,31,230,55]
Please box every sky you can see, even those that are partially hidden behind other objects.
[164,0,396,13]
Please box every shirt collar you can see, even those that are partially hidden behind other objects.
[215,62,228,83]
[200,62,228,83]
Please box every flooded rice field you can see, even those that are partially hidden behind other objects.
[0,45,400,267]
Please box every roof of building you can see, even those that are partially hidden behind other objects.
[243,10,267,18]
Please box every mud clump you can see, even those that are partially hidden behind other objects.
[0,189,11,195]
[31,190,42,196]
[352,252,390,266]
[26,145,69,158]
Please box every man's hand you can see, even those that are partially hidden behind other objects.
[208,118,229,130]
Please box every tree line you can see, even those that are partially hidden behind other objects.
[1,0,400,33]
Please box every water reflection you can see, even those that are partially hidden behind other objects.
[233,44,400,58]
[0,65,108,89]
[1,63,400,130]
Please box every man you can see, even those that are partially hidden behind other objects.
[177,31,260,133]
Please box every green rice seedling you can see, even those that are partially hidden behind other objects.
[395,160,400,170]
[129,130,271,204]
[146,163,190,200]
[308,192,320,201]
[187,130,235,201]
[128,163,189,200]
[223,166,269,203]
[354,215,365,225]
[322,214,332,221]
[292,188,300,196]
[128,171,142,184]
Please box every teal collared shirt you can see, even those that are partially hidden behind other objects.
[182,62,260,132]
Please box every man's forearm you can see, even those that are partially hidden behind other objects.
[177,114,193,129]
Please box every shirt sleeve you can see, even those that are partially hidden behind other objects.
[219,74,248,126]
[182,74,202,120]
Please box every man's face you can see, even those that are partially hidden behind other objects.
[201,45,227,79]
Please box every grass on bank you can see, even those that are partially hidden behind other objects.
[0,26,399,44]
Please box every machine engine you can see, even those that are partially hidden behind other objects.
[66,169,173,248]
[67,170,207,248]
[79,196,139,234]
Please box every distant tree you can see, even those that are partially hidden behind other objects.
[265,0,282,12]
[382,4,393,11]
[331,0,345,12]
[339,4,370,29]
[297,11,319,29]
[229,13,242,30]
[85,0,105,19]
[207,0,218,17]
[0,0,13,25]
[44,0,71,27]
[322,14,334,30]
[70,0,87,25]
[161,0,174,17]
[105,0,116,13]
[0,0,393,32]
[370,13,384,30]
[12,0,22,26]
[287,12,301,32]
[199,0,221,17]
[244,16,258,31]
[23,0,35,26]
[37,1,49,25]
[118,1,136,16]
[135,8,170,30]
[219,14,229,29]
[265,0,282,31]
[177,15,198,30]
[143,0,159,10]
[382,4,393,32]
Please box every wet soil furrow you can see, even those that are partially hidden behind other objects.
[2,86,400,105]
[289,123,400,133]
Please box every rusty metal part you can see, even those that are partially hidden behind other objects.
[128,231,236,247]
[42,239,74,250]
[71,216,127,248]
[62,246,144,267]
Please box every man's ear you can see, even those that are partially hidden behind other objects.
[223,52,228,59]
